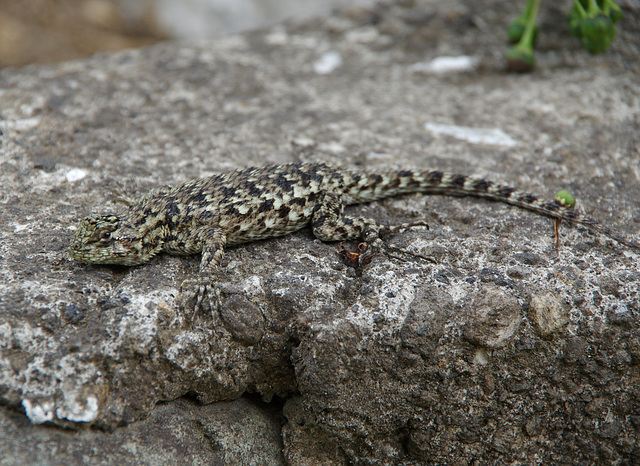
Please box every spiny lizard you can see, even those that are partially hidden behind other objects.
[69,162,639,317]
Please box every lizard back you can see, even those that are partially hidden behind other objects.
[157,162,346,247]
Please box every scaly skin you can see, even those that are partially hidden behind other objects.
[69,162,639,318]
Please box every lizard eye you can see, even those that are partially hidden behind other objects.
[99,230,112,241]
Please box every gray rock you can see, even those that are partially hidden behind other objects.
[1,0,639,464]
[463,287,521,348]
[1,397,284,465]
[529,291,568,338]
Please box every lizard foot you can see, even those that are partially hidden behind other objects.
[337,242,377,269]
[360,221,428,255]
[179,278,222,324]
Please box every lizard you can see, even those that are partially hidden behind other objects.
[69,162,640,318]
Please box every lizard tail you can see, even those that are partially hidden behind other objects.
[343,168,640,250]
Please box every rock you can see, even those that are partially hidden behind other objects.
[0,397,284,465]
[1,0,639,464]
[530,292,569,338]
[463,287,521,348]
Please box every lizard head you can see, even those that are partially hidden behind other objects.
[69,214,149,266]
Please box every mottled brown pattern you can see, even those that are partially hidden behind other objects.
[69,162,639,317]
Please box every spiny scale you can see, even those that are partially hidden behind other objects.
[69,162,639,317]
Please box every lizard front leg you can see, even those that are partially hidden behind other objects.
[179,227,227,323]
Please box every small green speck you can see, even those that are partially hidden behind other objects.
[555,190,576,208]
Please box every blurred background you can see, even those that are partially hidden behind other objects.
[0,0,375,68]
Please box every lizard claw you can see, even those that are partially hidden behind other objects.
[387,220,429,234]
[180,278,221,324]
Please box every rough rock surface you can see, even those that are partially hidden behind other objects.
[1,0,639,464]
[1,397,284,464]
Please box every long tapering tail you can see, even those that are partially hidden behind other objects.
[342,168,640,250]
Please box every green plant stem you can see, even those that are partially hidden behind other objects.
[522,0,536,18]
[587,0,603,15]
[518,0,541,49]
[574,0,587,17]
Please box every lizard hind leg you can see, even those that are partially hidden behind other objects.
[311,193,388,252]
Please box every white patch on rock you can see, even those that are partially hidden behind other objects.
[22,399,55,424]
[425,122,518,147]
[0,117,40,131]
[66,168,88,183]
[313,51,342,75]
[56,394,99,423]
[411,56,480,74]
